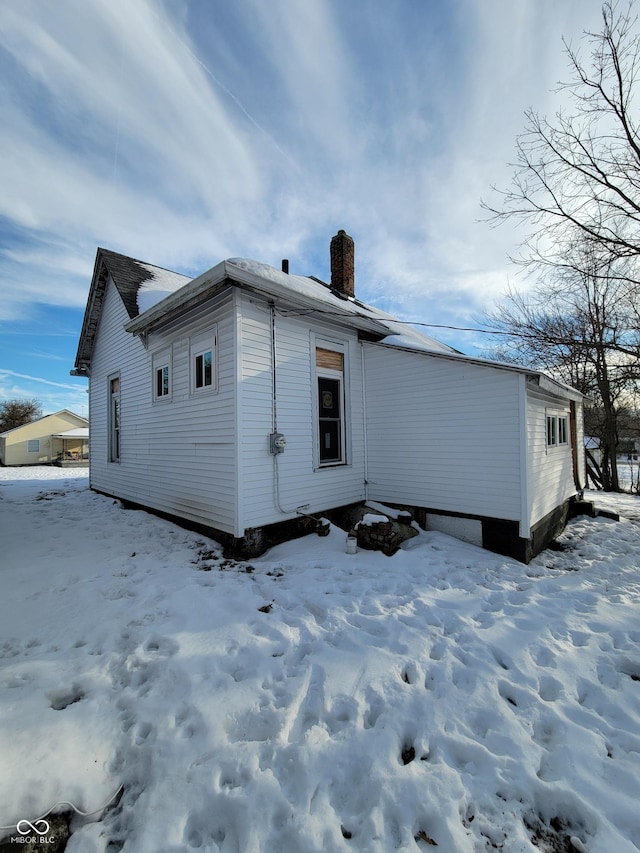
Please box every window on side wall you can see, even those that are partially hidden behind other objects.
[558,416,568,445]
[109,374,121,462]
[546,413,569,448]
[152,349,172,402]
[190,328,217,395]
[27,439,40,453]
[316,347,346,466]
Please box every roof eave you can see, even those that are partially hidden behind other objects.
[124,260,230,335]
[72,249,110,374]
[368,340,584,400]
[124,260,391,338]
[528,372,585,402]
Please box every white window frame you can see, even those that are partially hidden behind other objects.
[546,414,557,447]
[27,439,40,453]
[108,372,121,463]
[546,412,569,448]
[152,348,172,402]
[312,337,348,468]
[190,327,217,395]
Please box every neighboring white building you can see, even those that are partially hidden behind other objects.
[72,233,585,562]
[0,410,89,467]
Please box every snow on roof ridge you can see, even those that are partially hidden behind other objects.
[136,262,193,314]
[128,255,466,359]
[224,258,458,355]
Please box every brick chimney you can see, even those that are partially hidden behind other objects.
[330,230,354,298]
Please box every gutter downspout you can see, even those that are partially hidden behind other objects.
[361,341,369,503]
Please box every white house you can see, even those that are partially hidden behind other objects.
[72,232,585,562]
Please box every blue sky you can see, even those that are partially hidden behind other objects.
[0,0,606,415]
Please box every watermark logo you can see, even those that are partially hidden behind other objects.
[16,819,50,835]
[9,818,55,845]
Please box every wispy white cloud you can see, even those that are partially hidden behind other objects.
[0,0,267,263]
[0,369,87,416]
[0,0,608,344]
[364,0,606,328]
[0,368,81,391]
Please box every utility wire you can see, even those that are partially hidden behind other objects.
[276,306,508,335]
[275,306,640,350]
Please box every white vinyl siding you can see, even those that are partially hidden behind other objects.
[89,279,237,534]
[87,276,583,547]
[527,390,576,528]
[363,343,522,522]
[236,294,365,531]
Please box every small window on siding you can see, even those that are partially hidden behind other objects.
[194,350,213,388]
[152,349,171,402]
[190,328,217,394]
[27,439,40,453]
[546,413,569,447]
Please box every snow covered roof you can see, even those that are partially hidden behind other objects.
[73,249,191,375]
[52,428,89,439]
[234,259,460,354]
[124,256,459,356]
[123,256,582,400]
[136,263,192,314]
[75,247,582,402]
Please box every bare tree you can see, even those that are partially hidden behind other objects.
[484,1,640,285]
[0,399,42,434]
[484,241,639,490]
[481,1,640,490]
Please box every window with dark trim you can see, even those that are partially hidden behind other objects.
[152,348,171,402]
[194,349,213,389]
[316,347,345,465]
[109,374,121,462]
[190,328,217,395]
[155,364,170,398]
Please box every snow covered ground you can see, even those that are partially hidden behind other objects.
[0,466,639,853]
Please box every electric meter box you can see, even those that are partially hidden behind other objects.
[269,432,287,454]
